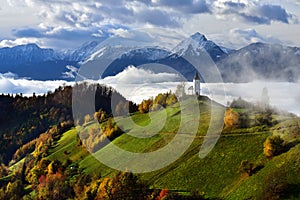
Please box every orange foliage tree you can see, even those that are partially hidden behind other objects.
[224,108,239,129]
[138,99,153,113]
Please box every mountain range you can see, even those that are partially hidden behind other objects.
[1,32,300,82]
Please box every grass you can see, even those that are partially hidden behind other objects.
[142,134,269,198]
[48,128,90,163]
[226,144,300,199]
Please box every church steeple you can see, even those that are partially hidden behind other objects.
[194,72,200,80]
[193,72,200,95]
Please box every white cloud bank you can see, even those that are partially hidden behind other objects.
[0,68,300,116]
[102,66,181,84]
[0,72,71,95]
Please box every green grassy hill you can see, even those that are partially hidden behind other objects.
[46,97,300,199]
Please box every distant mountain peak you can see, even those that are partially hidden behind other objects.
[172,32,226,61]
[190,32,207,42]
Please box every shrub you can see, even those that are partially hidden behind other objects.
[238,160,255,176]
[263,135,284,158]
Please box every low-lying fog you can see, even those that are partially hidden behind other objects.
[1,67,299,116]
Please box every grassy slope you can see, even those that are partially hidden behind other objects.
[47,98,299,199]
[226,144,300,199]
[48,128,90,162]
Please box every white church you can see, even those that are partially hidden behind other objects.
[188,72,201,96]
[193,72,201,95]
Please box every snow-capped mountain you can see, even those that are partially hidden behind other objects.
[75,45,134,80]
[64,41,100,62]
[85,46,171,78]
[218,42,300,82]
[0,43,62,66]
[121,47,169,61]
[172,32,227,61]
[1,32,300,82]
[0,44,77,80]
[83,46,132,64]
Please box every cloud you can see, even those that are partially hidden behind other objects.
[212,28,284,49]
[0,72,70,95]
[10,25,121,49]
[0,38,43,48]
[136,9,180,27]
[12,28,43,38]
[212,0,296,24]
[103,66,181,84]
[4,0,298,29]
[259,4,290,23]
[154,0,211,14]
[2,0,298,49]
[232,28,283,45]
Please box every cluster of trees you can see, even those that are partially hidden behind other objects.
[1,159,208,200]
[224,97,277,131]
[12,123,71,165]
[73,82,137,125]
[0,122,146,200]
[138,92,178,114]
[0,86,73,164]
[223,108,254,129]
[79,119,123,153]
[0,82,136,165]
[0,179,24,200]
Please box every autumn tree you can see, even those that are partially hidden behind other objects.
[264,135,284,158]
[166,93,178,106]
[152,92,178,111]
[224,108,239,129]
[37,171,71,200]
[0,163,8,178]
[94,109,107,123]
[138,99,153,113]
[154,93,167,108]
[5,180,24,200]
[95,172,149,200]
[73,173,92,199]
[103,119,122,139]
[47,160,61,174]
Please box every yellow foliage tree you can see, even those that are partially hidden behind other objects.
[263,135,284,158]
[224,109,239,129]
[138,99,153,113]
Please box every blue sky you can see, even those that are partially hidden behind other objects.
[0,0,300,49]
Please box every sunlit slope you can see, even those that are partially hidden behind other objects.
[47,97,299,199]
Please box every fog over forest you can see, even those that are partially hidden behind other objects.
[1,67,299,116]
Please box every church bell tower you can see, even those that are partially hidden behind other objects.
[193,72,200,96]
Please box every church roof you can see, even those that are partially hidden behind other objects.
[194,72,200,80]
